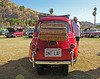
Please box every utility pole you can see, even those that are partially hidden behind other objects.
[92,7,97,27]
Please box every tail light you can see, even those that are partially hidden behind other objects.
[32,44,36,51]
[70,44,75,49]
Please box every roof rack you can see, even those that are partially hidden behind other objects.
[39,15,70,19]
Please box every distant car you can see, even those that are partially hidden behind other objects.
[81,30,85,38]
[23,31,28,36]
[27,28,34,38]
[0,29,9,35]
[5,28,24,38]
[85,29,100,38]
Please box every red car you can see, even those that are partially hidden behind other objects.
[29,15,78,75]
[85,29,100,38]
[5,28,24,38]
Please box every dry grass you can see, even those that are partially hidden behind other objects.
[0,35,31,65]
[0,35,100,79]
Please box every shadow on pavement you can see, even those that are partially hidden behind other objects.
[97,52,100,56]
[0,57,100,79]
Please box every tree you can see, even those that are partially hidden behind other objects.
[49,8,53,14]
[0,1,6,23]
[96,25,100,28]
[8,18,21,26]
[8,18,13,26]
[28,20,33,26]
[92,7,97,27]
[33,19,38,26]
[15,19,21,25]
[25,19,28,26]
[19,6,24,26]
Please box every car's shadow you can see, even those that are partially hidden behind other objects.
[0,57,100,79]
[23,36,32,39]
[0,35,32,39]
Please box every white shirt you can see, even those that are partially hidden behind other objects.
[72,21,80,37]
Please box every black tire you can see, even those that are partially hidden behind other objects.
[89,34,91,38]
[62,65,69,76]
[15,34,17,38]
[28,36,31,38]
[36,65,44,75]
[7,36,9,38]
[99,36,100,38]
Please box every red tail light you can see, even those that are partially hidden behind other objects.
[32,44,36,51]
[70,44,75,49]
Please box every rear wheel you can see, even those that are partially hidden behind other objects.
[36,65,44,75]
[62,65,69,76]
[7,36,9,38]
[28,36,31,38]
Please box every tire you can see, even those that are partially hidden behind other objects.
[99,36,100,38]
[7,36,9,38]
[62,65,69,76]
[28,36,31,38]
[89,34,92,38]
[15,34,17,38]
[36,65,44,75]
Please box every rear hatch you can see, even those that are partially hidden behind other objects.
[7,28,16,32]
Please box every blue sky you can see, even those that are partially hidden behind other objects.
[10,0,100,23]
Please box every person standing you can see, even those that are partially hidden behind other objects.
[72,17,81,53]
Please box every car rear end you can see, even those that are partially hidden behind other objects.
[27,28,34,38]
[5,28,16,37]
[29,16,78,75]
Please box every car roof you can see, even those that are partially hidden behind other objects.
[38,17,70,23]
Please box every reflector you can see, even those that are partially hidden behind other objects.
[32,44,36,50]
[70,44,75,49]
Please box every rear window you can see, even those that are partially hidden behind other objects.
[36,20,71,33]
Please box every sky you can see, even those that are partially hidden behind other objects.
[10,0,100,23]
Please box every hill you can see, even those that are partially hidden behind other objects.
[96,23,100,25]
[0,0,50,21]
[81,21,94,28]
[81,21,94,26]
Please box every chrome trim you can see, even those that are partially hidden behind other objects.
[33,37,39,38]
[29,58,77,65]
[33,36,75,39]
[31,44,36,46]
[32,52,35,67]
[29,51,77,66]
[29,58,32,63]
[34,59,77,65]
[68,37,75,39]
[70,51,74,66]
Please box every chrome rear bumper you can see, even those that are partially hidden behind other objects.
[29,51,77,67]
[29,58,77,65]
[35,59,77,65]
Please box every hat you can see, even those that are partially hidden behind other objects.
[73,17,78,20]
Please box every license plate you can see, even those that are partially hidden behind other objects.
[45,48,61,57]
